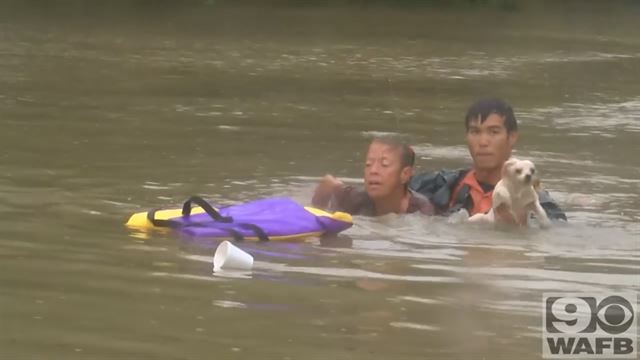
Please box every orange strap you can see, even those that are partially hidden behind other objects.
[449,170,493,216]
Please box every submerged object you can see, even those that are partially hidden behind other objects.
[126,196,352,242]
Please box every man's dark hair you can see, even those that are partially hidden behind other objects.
[370,136,415,169]
[464,98,518,133]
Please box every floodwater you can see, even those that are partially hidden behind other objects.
[1,3,639,359]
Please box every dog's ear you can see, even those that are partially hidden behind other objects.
[533,178,542,191]
[502,158,518,177]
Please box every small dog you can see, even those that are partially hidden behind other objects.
[468,158,551,228]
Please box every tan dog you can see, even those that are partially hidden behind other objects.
[468,158,551,228]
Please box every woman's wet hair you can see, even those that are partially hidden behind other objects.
[370,136,415,168]
[464,98,518,133]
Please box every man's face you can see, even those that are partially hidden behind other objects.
[466,113,518,172]
[364,142,411,199]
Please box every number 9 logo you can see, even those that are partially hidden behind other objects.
[546,297,596,333]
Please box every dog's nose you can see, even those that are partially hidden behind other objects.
[525,174,532,182]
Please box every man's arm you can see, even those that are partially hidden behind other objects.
[409,169,468,213]
[538,190,568,221]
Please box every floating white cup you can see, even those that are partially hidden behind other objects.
[213,241,254,272]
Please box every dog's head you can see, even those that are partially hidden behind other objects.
[502,158,537,185]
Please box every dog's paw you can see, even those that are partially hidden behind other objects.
[468,212,488,223]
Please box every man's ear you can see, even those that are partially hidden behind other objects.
[508,130,519,147]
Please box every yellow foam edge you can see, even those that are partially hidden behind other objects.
[125,207,207,229]
[303,206,353,224]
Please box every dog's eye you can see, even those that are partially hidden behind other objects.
[531,168,536,174]
[515,169,522,175]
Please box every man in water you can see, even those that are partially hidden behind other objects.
[312,136,435,216]
[410,97,566,222]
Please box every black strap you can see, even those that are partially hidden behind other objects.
[218,223,269,242]
[147,196,232,228]
[146,197,268,242]
[236,223,270,242]
[147,208,181,228]
[181,196,233,223]
[223,228,245,242]
[238,223,270,242]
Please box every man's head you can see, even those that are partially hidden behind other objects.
[364,136,415,200]
[465,98,519,173]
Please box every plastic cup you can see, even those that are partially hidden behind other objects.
[213,241,254,272]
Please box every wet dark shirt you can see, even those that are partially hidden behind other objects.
[325,185,435,217]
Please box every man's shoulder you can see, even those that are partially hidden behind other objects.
[409,168,469,195]
[410,168,469,187]
[409,168,469,212]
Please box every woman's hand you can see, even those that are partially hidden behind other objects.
[311,174,344,208]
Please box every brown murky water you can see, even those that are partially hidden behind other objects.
[1,3,638,359]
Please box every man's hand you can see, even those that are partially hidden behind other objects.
[311,174,344,208]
